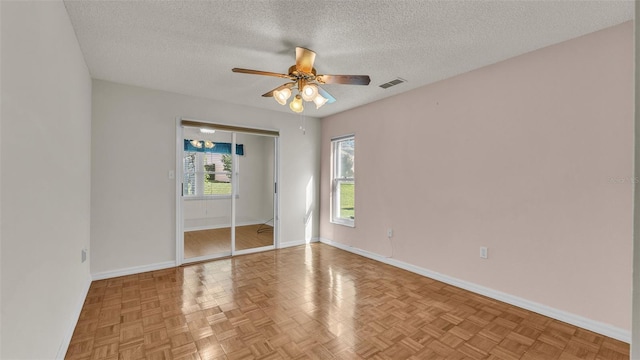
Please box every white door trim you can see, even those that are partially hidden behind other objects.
[230,132,237,255]
[175,117,184,266]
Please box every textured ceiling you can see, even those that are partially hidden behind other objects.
[64,0,634,118]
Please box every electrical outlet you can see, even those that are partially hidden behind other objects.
[81,248,87,263]
[387,228,393,237]
[480,246,488,259]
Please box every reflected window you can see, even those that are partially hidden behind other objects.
[183,152,233,196]
[183,139,243,198]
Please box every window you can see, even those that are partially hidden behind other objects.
[183,140,243,198]
[331,135,355,226]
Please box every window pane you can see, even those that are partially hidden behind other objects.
[202,153,232,195]
[203,181,231,195]
[183,150,235,197]
[337,139,354,179]
[183,152,197,195]
[338,181,355,220]
[183,173,196,195]
[331,135,355,226]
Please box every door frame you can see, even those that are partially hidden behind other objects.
[175,117,280,266]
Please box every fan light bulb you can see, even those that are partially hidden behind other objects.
[204,141,215,149]
[289,95,304,113]
[273,88,292,105]
[313,94,328,109]
[301,84,319,102]
[190,140,202,148]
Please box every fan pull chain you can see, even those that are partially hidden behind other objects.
[299,109,306,135]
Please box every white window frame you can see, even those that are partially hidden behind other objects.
[183,150,238,200]
[331,135,355,227]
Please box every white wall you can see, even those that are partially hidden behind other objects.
[321,22,633,339]
[1,2,4,357]
[261,136,276,221]
[91,80,320,275]
[632,5,640,359]
[234,133,275,226]
[1,1,92,358]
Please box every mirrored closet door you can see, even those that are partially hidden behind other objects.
[179,122,277,264]
[234,134,275,254]
[182,128,233,262]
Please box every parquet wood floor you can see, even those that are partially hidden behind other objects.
[66,243,629,360]
[184,225,274,258]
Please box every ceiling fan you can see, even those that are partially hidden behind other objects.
[232,47,371,113]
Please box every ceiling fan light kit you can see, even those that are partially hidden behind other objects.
[232,47,371,113]
[301,84,319,101]
[274,87,292,105]
[189,139,216,149]
[289,94,304,113]
[313,94,329,109]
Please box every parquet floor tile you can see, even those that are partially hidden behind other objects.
[66,244,629,360]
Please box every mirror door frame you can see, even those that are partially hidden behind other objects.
[175,117,280,266]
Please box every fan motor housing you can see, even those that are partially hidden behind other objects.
[288,65,316,79]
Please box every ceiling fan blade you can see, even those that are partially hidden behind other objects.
[316,74,371,85]
[317,85,336,104]
[295,47,316,74]
[232,68,293,79]
[261,82,295,97]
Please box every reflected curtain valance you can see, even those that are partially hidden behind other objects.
[184,140,244,155]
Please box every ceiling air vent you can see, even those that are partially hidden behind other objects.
[379,78,406,89]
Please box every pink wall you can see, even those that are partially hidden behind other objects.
[320,22,633,332]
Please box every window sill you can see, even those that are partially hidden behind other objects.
[330,219,355,228]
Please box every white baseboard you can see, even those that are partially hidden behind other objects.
[318,237,630,343]
[56,274,92,359]
[91,261,176,281]
[92,237,314,281]
[278,237,318,249]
